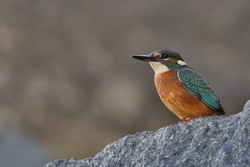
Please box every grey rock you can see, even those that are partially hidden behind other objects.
[45,100,250,167]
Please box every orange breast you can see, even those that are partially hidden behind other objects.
[154,70,216,119]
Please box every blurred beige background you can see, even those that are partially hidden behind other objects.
[0,1,250,166]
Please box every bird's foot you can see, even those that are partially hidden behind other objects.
[178,115,199,124]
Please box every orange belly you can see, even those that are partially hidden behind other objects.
[154,71,216,119]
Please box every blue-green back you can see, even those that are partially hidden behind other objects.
[177,68,224,115]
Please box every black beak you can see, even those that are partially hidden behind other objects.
[130,54,157,62]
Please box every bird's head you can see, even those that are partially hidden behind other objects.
[131,50,187,75]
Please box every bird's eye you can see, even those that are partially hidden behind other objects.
[161,53,168,58]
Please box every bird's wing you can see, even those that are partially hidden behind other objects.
[177,68,224,115]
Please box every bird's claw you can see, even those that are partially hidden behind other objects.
[178,115,198,124]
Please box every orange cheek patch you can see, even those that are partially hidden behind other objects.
[153,52,161,58]
[168,58,178,64]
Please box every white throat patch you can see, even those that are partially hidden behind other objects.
[149,62,170,75]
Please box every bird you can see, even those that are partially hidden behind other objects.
[131,49,225,123]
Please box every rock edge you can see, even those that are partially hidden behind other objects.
[45,100,250,167]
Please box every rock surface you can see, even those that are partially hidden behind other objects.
[45,100,250,167]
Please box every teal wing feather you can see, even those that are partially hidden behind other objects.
[177,68,225,115]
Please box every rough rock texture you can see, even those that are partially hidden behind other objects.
[45,100,250,167]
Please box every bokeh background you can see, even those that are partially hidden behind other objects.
[0,1,250,166]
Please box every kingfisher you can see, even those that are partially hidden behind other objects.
[131,50,225,123]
